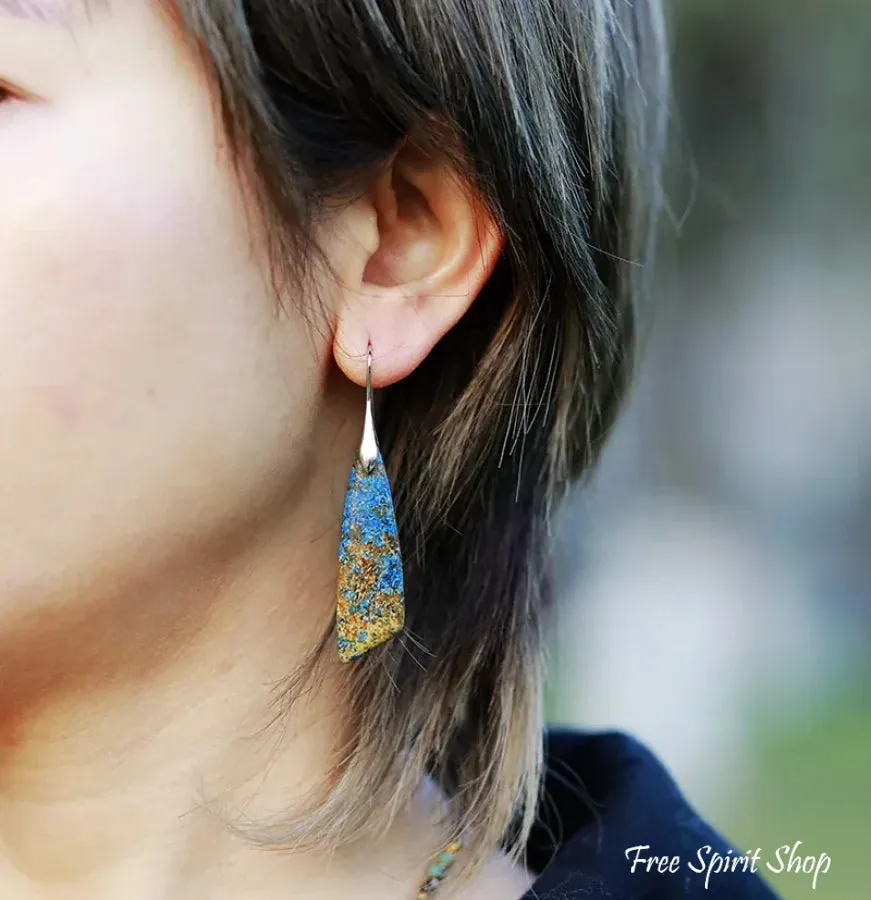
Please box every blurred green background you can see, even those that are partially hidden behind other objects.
[547,2,869,898]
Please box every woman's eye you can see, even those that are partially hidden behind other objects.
[0,78,19,100]
[0,84,20,106]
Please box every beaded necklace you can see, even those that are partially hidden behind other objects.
[415,837,462,897]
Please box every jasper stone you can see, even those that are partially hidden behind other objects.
[336,451,404,661]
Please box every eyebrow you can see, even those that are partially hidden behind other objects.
[0,0,69,22]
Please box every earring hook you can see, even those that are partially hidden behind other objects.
[360,342,378,469]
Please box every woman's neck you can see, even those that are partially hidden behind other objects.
[0,472,451,899]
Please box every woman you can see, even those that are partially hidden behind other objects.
[0,0,778,897]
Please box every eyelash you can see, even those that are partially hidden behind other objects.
[0,84,21,108]
[0,76,19,98]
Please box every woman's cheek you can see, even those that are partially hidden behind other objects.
[1,95,208,376]
[0,88,269,584]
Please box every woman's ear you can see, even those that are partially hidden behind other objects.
[331,138,504,388]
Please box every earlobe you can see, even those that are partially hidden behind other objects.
[332,288,444,390]
[332,148,504,389]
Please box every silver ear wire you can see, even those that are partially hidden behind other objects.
[359,343,378,470]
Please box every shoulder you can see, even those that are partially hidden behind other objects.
[519,728,782,900]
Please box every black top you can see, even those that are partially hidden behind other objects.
[520,729,781,899]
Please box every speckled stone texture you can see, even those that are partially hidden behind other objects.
[336,451,404,661]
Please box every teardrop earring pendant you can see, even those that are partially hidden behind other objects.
[335,346,405,662]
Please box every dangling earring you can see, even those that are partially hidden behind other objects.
[336,344,405,662]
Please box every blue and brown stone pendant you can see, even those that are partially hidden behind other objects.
[336,348,405,662]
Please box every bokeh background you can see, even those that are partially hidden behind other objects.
[547,2,869,898]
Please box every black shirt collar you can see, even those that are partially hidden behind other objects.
[520,728,781,899]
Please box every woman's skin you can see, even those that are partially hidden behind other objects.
[0,0,534,897]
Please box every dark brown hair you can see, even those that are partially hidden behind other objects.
[164,0,668,884]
